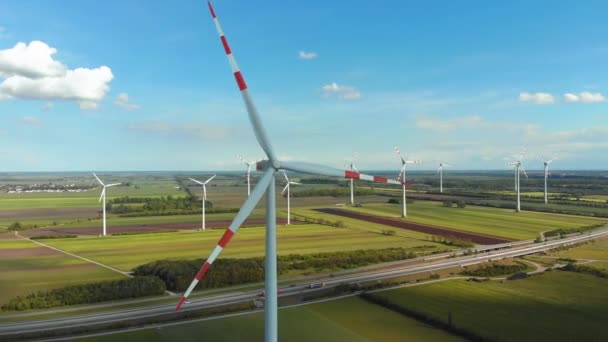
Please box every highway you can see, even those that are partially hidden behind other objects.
[1,227,607,340]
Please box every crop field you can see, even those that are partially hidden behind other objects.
[0,237,125,305]
[371,271,608,341]
[79,296,464,342]
[39,224,448,271]
[551,237,608,261]
[341,202,606,240]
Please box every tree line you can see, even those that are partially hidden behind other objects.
[2,276,166,311]
[133,247,420,292]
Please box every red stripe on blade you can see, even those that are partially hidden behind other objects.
[345,170,360,180]
[221,36,231,55]
[374,176,387,183]
[195,262,211,280]
[208,1,217,18]
[234,71,247,90]
[218,229,234,248]
[175,296,187,311]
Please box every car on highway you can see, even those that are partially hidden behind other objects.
[308,282,325,289]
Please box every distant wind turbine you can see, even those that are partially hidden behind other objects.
[281,171,300,225]
[236,154,256,196]
[509,151,528,212]
[437,162,452,193]
[93,173,121,237]
[346,153,358,205]
[394,146,422,217]
[539,156,555,204]
[189,175,216,231]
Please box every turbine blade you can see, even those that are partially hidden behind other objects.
[281,160,411,187]
[106,183,121,187]
[203,185,207,200]
[98,188,105,203]
[281,183,289,195]
[394,145,406,164]
[397,165,406,181]
[204,174,217,184]
[93,173,104,186]
[189,178,205,185]
[207,1,277,161]
[290,182,301,185]
[175,167,275,311]
[283,171,289,183]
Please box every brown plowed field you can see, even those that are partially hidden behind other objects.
[314,208,511,245]
[19,218,288,238]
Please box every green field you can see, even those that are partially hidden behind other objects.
[552,237,608,261]
[341,202,606,240]
[0,237,125,305]
[40,224,449,271]
[371,271,608,341]
[79,296,463,342]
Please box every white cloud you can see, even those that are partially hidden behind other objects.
[0,41,113,110]
[19,116,42,126]
[563,92,605,103]
[321,82,361,100]
[0,41,67,78]
[114,92,140,111]
[518,92,555,104]
[298,51,318,60]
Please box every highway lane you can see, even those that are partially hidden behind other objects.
[2,227,607,338]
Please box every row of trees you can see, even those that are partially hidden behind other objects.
[2,276,166,311]
[134,247,420,292]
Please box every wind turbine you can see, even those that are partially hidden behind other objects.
[175,3,410,341]
[509,155,528,212]
[189,175,216,231]
[437,162,452,193]
[93,173,120,237]
[236,154,255,196]
[394,146,422,217]
[539,156,554,204]
[346,153,358,205]
[281,171,300,225]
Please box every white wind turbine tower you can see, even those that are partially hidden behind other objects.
[281,171,300,225]
[189,175,216,231]
[539,156,554,204]
[346,153,358,205]
[176,3,410,341]
[93,173,121,237]
[236,154,256,196]
[394,146,422,217]
[437,162,452,193]
[509,153,528,212]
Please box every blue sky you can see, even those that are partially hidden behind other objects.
[0,0,606,172]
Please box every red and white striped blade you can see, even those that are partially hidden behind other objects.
[276,160,412,187]
[175,168,275,311]
[207,0,277,162]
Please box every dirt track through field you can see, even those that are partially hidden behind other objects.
[314,208,511,245]
[19,218,289,238]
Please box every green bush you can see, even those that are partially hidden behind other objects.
[462,262,527,277]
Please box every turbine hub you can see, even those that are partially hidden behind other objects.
[271,159,281,170]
